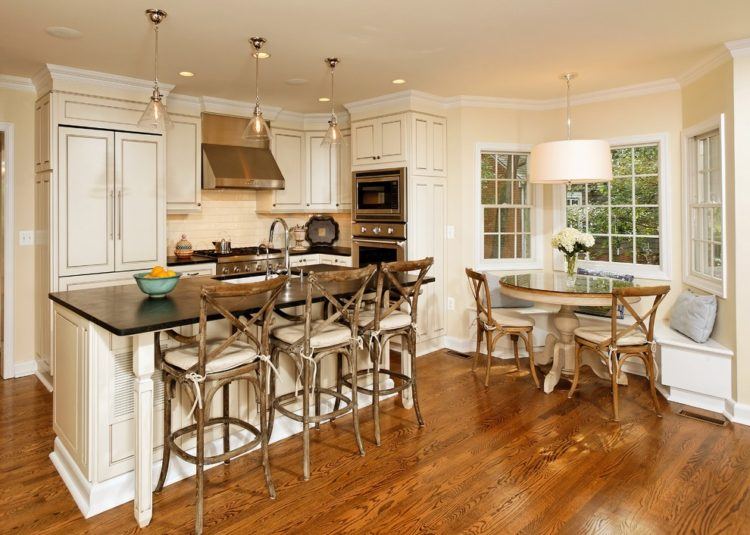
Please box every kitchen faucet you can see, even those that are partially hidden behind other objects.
[268,218,290,274]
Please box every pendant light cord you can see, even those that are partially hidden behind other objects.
[330,65,336,120]
[565,75,571,140]
[255,53,260,107]
[153,23,160,93]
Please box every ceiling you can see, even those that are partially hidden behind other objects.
[1,0,749,112]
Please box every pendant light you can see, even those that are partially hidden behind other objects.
[529,73,612,184]
[321,57,342,147]
[242,37,272,141]
[138,9,172,131]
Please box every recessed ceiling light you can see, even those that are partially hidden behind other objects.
[392,79,406,85]
[179,71,195,77]
[252,51,270,59]
[45,26,83,39]
[285,78,308,86]
[318,97,330,102]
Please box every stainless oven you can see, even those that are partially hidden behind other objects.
[352,167,406,222]
[352,237,407,268]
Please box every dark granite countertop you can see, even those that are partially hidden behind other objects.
[49,271,433,337]
[167,255,215,266]
[289,246,351,257]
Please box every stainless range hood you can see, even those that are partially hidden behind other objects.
[201,113,284,190]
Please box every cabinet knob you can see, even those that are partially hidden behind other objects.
[307,203,310,206]
[372,156,377,160]
[373,226,381,235]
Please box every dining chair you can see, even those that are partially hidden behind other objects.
[340,257,433,446]
[465,268,539,388]
[268,265,376,480]
[568,285,670,421]
[154,275,288,535]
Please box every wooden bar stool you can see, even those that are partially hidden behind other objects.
[268,265,376,480]
[465,268,539,388]
[154,276,287,535]
[341,258,433,446]
[568,285,670,421]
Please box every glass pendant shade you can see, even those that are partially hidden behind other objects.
[242,106,271,140]
[529,139,612,184]
[322,118,342,146]
[138,91,172,131]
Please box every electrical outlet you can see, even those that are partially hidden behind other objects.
[446,225,455,239]
[19,230,34,246]
[446,297,455,311]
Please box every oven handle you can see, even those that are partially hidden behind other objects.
[353,238,406,246]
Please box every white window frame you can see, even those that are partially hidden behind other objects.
[553,133,672,280]
[475,142,544,270]
[681,114,727,298]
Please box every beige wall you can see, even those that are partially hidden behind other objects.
[681,61,736,353]
[446,91,684,342]
[166,191,351,252]
[0,87,36,369]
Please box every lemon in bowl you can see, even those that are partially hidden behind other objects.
[134,266,182,298]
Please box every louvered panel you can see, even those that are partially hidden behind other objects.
[113,350,165,421]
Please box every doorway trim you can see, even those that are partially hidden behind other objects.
[0,122,14,379]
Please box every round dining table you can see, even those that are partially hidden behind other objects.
[499,271,637,394]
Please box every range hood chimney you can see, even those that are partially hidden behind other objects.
[201,113,284,190]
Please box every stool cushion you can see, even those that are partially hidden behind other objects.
[272,320,351,348]
[358,310,412,330]
[480,311,535,328]
[574,327,647,346]
[163,338,258,374]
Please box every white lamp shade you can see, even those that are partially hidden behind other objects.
[529,139,613,184]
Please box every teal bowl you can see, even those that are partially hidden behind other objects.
[133,272,182,298]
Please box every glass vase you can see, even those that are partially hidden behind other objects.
[565,255,578,287]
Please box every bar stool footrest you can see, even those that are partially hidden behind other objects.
[168,416,262,465]
[272,387,354,424]
[341,369,412,396]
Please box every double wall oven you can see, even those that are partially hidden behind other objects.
[352,167,407,267]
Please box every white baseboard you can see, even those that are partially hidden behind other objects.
[14,359,37,378]
[724,399,750,426]
[52,378,395,519]
[35,370,53,392]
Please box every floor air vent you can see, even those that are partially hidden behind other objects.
[445,349,472,359]
[677,409,728,427]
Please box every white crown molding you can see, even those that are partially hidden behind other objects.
[274,110,350,130]
[726,38,750,58]
[33,64,175,96]
[345,79,681,115]
[678,47,732,87]
[0,74,34,93]
[199,95,282,120]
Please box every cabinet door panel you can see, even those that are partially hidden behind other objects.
[273,131,305,208]
[379,117,404,161]
[414,117,429,172]
[58,128,114,275]
[431,118,447,175]
[337,134,352,208]
[116,132,161,271]
[166,116,201,212]
[353,120,377,164]
[308,133,333,207]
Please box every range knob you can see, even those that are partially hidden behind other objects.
[221,266,229,274]
[387,227,394,235]
[373,226,381,235]
[361,226,367,233]
[233,266,241,273]
[255,262,263,271]
[243,264,251,272]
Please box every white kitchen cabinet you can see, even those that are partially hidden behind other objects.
[271,129,306,211]
[166,114,202,213]
[337,133,352,209]
[351,114,407,166]
[57,271,137,292]
[35,172,52,373]
[411,113,447,177]
[115,131,163,272]
[290,254,319,267]
[319,254,352,267]
[409,177,446,343]
[307,132,335,210]
[58,127,164,277]
[35,93,52,172]
[169,263,216,278]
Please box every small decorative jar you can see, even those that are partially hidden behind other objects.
[174,234,194,258]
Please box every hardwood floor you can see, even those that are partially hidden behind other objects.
[2,351,750,534]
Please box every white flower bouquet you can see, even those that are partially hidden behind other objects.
[551,227,595,277]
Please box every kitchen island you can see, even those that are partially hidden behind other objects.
[48,271,433,528]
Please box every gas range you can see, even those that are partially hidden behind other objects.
[193,247,285,277]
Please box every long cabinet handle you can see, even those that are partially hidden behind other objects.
[109,190,114,239]
[117,190,123,240]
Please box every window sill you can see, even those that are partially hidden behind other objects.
[478,260,543,272]
[554,260,671,281]
[683,272,727,299]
